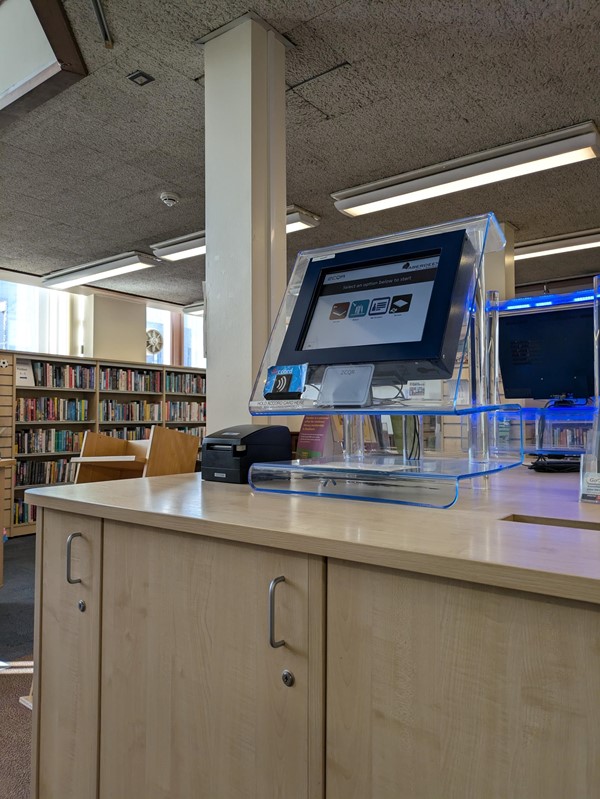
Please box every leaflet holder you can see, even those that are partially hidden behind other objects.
[249,213,523,508]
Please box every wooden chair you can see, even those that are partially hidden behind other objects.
[72,426,200,484]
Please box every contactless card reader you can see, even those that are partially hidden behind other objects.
[201,425,292,484]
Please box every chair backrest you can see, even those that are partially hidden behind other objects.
[74,431,144,483]
[74,428,199,484]
[143,426,200,477]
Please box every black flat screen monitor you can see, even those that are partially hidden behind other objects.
[276,229,475,385]
[498,306,594,400]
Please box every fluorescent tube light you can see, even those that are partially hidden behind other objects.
[286,205,320,233]
[153,208,320,263]
[514,229,600,261]
[152,232,206,262]
[182,302,204,316]
[42,252,162,290]
[332,122,600,217]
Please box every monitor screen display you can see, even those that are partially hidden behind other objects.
[301,252,441,351]
[276,228,474,384]
[499,306,594,400]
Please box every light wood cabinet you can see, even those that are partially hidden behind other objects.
[326,559,600,799]
[33,510,102,799]
[30,474,600,799]
[32,515,324,799]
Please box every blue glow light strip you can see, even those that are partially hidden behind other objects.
[490,287,598,313]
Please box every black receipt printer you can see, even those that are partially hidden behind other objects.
[201,424,291,484]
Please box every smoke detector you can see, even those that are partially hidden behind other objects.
[160,191,180,208]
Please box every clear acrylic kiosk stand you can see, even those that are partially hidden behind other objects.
[579,275,600,502]
[249,213,523,508]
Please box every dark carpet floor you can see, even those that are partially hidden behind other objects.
[0,536,35,799]
[0,666,31,799]
[0,535,35,662]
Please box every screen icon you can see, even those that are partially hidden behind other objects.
[349,299,369,318]
[389,294,413,314]
[369,297,390,316]
[329,302,350,320]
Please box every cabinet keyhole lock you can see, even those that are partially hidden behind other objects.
[281,670,295,687]
[78,600,87,613]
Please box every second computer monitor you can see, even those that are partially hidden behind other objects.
[499,306,594,401]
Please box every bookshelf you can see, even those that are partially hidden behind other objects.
[164,367,206,440]
[0,356,16,538]
[1,351,206,537]
[98,363,163,440]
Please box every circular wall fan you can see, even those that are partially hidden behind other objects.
[146,328,164,354]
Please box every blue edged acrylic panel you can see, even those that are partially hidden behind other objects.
[250,213,505,416]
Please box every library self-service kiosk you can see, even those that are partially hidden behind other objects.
[248,213,524,508]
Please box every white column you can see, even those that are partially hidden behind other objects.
[90,295,147,362]
[485,222,516,300]
[204,18,287,432]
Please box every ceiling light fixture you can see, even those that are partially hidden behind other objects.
[152,208,321,262]
[42,252,163,290]
[514,229,600,261]
[152,232,206,262]
[182,301,204,315]
[286,205,321,233]
[331,121,600,217]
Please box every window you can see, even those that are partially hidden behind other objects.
[183,311,206,368]
[146,306,172,365]
[0,281,70,354]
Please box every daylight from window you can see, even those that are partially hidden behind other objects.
[183,311,206,368]
[0,281,70,354]
[146,306,172,365]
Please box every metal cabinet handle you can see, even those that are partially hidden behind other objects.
[66,532,83,584]
[268,575,285,648]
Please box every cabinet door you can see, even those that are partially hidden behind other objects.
[99,522,324,799]
[327,559,600,799]
[33,509,102,799]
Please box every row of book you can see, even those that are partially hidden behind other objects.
[165,372,206,394]
[169,426,205,443]
[99,400,162,422]
[13,499,37,525]
[100,368,162,393]
[547,427,589,448]
[15,428,83,455]
[32,361,96,389]
[15,458,77,487]
[105,427,152,440]
[16,397,89,422]
[165,401,206,422]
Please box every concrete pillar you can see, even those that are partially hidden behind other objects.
[204,17,287,432]
[485,222,516,300]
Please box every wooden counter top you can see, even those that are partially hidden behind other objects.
[26,467,600,604]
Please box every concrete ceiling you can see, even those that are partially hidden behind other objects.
[1,0,600,304]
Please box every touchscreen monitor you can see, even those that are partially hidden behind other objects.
[276,228,475,386]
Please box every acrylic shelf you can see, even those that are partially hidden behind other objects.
[521,406,594,456]
[250,453,520,509]
[250,406,523,508]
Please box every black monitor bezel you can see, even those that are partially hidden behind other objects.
[276,229,472,381]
